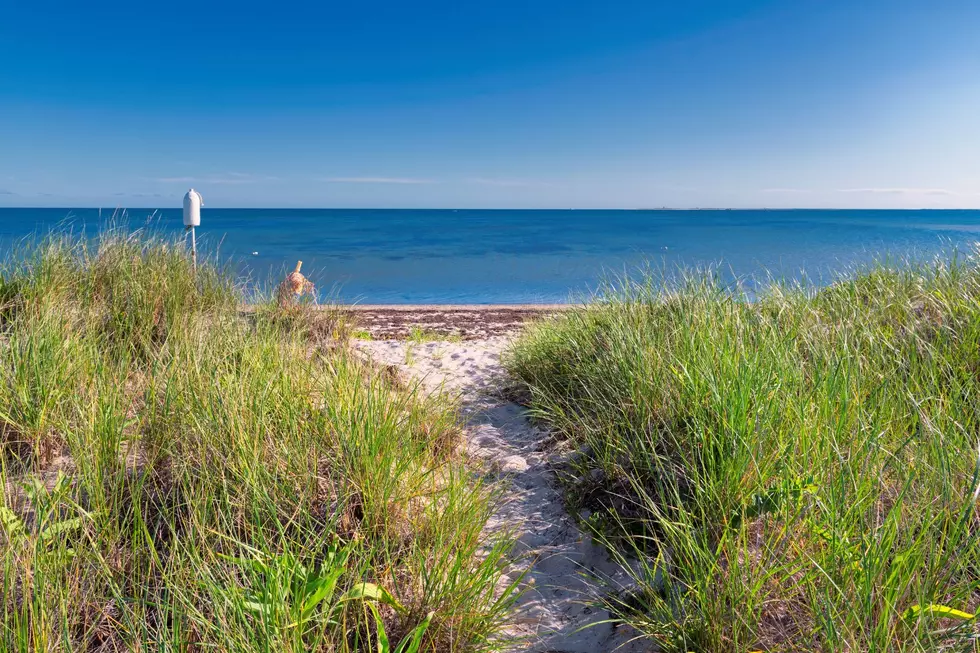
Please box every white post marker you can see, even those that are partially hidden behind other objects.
[182,188,203,268]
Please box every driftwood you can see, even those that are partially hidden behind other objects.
[277,260,315,305]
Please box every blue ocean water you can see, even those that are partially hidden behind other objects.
[0,208,978,303]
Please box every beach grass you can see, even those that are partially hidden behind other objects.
[506,258,980,651]
[0,230,515,652]
[408,326,462,344]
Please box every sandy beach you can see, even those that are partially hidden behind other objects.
[7,1,979,647]
[355,328,645,653]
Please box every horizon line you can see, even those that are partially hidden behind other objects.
[2,206,980,212]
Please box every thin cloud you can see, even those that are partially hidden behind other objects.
[0,189,14,195]
[838,187,958,196]
[465,177,553,188]
[761,188,812,194]
[146,173,277,185]
[322,176,436,184]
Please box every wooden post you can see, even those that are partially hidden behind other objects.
[188,226,197,270]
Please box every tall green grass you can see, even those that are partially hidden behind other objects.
[0,230,514,651]
[507,259,980,652]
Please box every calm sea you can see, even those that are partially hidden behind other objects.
[0,208,978,303]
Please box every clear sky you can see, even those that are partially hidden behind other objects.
[1,1,977,209]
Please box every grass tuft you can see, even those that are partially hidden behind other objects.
[506,257,980,652]
[0,230,514,652]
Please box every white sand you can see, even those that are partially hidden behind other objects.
[356,337,646,653]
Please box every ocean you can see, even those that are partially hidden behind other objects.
[0,208,978,303]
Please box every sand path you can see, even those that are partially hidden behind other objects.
[356,337,645,653]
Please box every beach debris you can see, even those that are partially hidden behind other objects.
[277,260,315,305]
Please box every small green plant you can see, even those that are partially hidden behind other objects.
[220,540,442,651]
[222,543,351,631]
[364,604,434,653]
[407,326,460,343]
[0,472,91,557]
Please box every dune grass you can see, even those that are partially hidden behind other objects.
[0,231,515,652]
[506,259,980,652]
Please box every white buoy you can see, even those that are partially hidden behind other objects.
[182,189,202,227]
[182,189,203,268]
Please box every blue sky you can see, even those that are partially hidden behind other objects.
[1,0,977,209]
